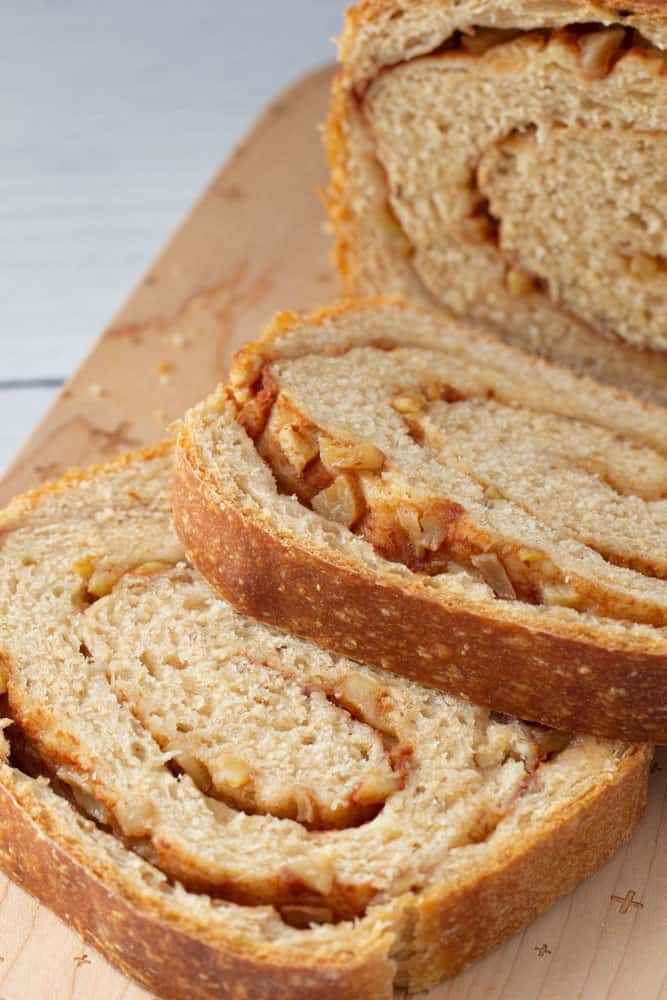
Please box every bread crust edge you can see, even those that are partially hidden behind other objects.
[0,719,650,998]
[173,440,667,743]
[404,737,650,989]
[338,0,667,85]
[0,760,397,1000]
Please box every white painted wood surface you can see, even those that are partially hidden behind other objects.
[0,0,343,474]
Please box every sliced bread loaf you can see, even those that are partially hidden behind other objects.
[326,0,667,404]
[0,444,651,998]
[174,300,667,741]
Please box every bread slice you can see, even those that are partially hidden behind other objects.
[0,444,651,997]
[326,0,667,404]
[174,299,667,742]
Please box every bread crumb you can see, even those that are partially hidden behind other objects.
[507,268,536,298]
[88,383,105,398]
[157,361,174,386]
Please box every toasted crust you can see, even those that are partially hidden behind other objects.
[0,440,174,529]
[325,74,390,298]
[173,444,666,742]
[0,763,393,1000]
[338,0,667,88]
[173,299,667,742]
[402,737,649,989]
[0,734,650,999]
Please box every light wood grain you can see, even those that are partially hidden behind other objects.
[0,65,665,1000]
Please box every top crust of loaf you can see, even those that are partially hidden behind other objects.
[339,0,667,88]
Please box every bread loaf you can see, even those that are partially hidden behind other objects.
[0,444,651,997]
[174,300,667,741]
[326,0,667,403]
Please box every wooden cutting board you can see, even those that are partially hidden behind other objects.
[1,65,666,1000]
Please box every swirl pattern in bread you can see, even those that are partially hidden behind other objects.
[327,0,667,402]
[0,444,651,997]
[174,300,667,741]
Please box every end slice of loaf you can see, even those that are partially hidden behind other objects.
[0,444,651,998]
[174,299,667,741]
[326,0,667,404]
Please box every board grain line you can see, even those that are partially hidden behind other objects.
[0,896,40,988]
[0,379,65,390]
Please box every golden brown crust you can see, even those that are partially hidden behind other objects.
[0,732,650,999]
[0,441,174,531]
[324,74,360,292]
[405,739,650,988]
[173,400,667,743]
[345,0,667,30]
[0,767,394,1000]
[339,0,667,85]
[324,78,421,298]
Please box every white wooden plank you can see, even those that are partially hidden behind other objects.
[0,0,343,380]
